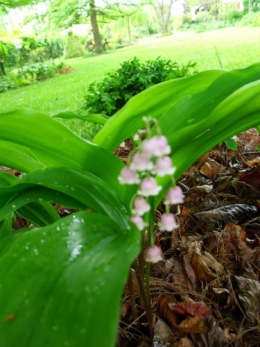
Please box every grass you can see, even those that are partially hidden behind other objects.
[1,26,260,116]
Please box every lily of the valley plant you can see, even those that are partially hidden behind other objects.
[0,63,260,346]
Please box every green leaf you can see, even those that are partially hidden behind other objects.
[93,70,225,151]
[0,140,43,172]
[158,63,260,148]
[0,216,12,241]
[0,171,60,230]
[0,167,130,229]
[0,211,140,347]
[53,111,109,125]
[155,79,260,206]
[224,138,238,151]
[17,202,60,227]
[0,109,131,202]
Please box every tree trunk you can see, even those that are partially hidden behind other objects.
[153,0,174,34]
[90,0,102,54]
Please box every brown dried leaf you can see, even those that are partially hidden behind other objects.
[238,168,260,190]
[247,157,260,167]
[176,337,195,347]
[195,204,258,228]
[176,315,213,334]
[190,322,236,347]
[168,259,195,291]
[158,295,214,335]
[200,158,226,179]
[201,251,225,275]
[168,301,212,317]
[153,318,176,345]
[223,223,247,241]
[233,276,260,325]
[188,244,217,283]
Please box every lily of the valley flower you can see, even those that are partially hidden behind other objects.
[138,177,162,197]
[118,167,140,185]
[130,215,147,231]
[142,136,171,157]
[132,197,150,216]
[164,186,184,205]
[158,213,179,231]
[154,156,176,177]
[130,153,153,171]
[146,245,163,263]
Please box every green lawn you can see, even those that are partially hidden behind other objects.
[1,27,260,116]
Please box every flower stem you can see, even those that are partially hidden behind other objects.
[146,197,155,298]
[133,259,153,335]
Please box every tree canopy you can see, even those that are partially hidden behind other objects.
[0,0,38,8]
[47,0,138,53]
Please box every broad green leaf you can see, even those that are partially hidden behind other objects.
[53,111,109,125]
[0,109,131,201]
[93,70,225,151]
[0,211,140,347]
[0,217,12,240]
[0,171,60,230]
[158,63,260,147]
[154,79,260,206]
[17,202,60,227]
[0,140,43,172]
[0,170,19,186]
[0,167,130,229]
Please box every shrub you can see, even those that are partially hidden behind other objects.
[10,61,69,88]
[0,76,17,93]
[219,9,244,24]
[82,57,197,117]
[64,32,84,59]
[239,12,260,26]
[0,40,17,68]
[13,62,57,82]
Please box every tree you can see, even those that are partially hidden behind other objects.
[0,0,39,8]
[48,0,137,54]
[152,0,174,33]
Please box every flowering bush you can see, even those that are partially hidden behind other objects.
[0,63,260,346]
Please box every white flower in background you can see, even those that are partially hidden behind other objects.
[158,213,179,231]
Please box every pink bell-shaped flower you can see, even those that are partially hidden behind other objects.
[132,197,150,216]
[164,186,184,205]
[158,213,178,231]
[130,153,153,172]
[142,136,171,157]
[138,177,162,197]
[146,245,163,263]
[118,167,140,185]
[130,215,147,231]
[154,156,176,177]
